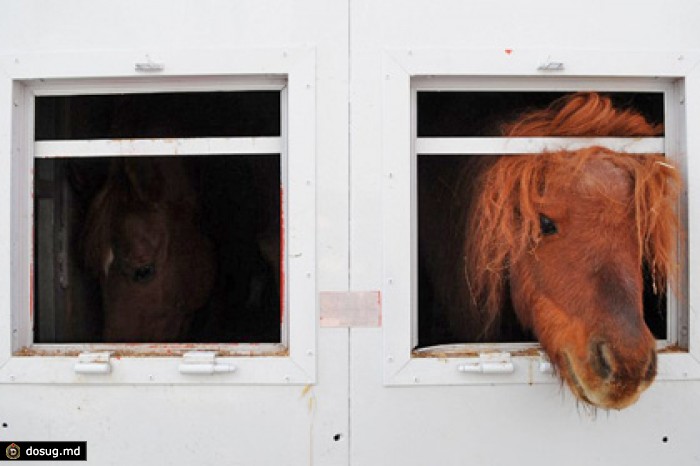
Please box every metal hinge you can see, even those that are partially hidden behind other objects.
[178,351,237,375]
[74,351,112,375]
[457,352,514,374]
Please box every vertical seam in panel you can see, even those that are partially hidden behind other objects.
[347,0,353,464]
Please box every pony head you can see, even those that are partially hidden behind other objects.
[84,158,216,342]
[466,93,680,408]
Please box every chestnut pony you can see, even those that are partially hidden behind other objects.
[420,93,680,409]
[84,158,216,342]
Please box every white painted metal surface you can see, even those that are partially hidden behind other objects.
[1,1,700,465]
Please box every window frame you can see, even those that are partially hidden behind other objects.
[0,49,317,385]
[381,49,700,386]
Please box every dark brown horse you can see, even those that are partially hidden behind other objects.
[83,157,216,343]
[420,93,680,409]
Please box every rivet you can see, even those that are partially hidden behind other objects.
[387,356,394,363]
[413,376,420,383]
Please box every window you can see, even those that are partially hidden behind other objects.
[381,49,700,386]
[416,90,670,348]
[1,49,316,384]
[34,91,283,345]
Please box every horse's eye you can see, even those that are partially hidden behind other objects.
[133,264,156,283]
[539,214,558,236]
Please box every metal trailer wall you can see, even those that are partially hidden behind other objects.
[0,1,699,465]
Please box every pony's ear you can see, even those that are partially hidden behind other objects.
[122,158,198,210]
[123,159,165,204]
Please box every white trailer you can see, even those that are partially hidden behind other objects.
[1,1,699,464]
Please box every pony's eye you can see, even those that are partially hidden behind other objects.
[133,264,156,283]
[539,214,558,236]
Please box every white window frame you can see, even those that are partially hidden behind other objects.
[382,49,700,386]
[0,48,317,385]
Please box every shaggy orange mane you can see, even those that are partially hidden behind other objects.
[465,93,681,336]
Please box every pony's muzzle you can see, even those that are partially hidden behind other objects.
[569,334,658,409]
[588,336,657,383]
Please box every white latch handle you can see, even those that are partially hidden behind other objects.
[178,351,236,375]
[74,352,112,375]
[458,362,514,374]
[539,352,554,373]
[457,352,514,374]
[74,363,112,374]
[178,363,237,375]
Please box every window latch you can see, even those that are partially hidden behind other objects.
[457,352,514,374]
[539,351,554,374]
[537,61,565,72]
[134,55,164,73]
[74,351,112,375]
[178,351,237,375]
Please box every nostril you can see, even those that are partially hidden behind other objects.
[590,340,613,379]
[645,350,657,381]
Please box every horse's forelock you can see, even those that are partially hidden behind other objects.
[464,155,547,335]
[83,183,118,278]
[633,155,681,294]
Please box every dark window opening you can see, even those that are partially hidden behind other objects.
[33,90,283,344]
[417,92,667,348]
[35,91,281,140]
[35,155,281,344]
[417,91,664,137]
